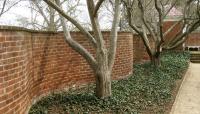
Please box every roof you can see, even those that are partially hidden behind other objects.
[165,5,183,21]
[167,7,183,16]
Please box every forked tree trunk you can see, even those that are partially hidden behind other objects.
[95,49,112,98]
[144,45,161,67]
[44,0,120,99]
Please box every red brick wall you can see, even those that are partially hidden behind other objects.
[132,34,150,62]
[0,27,133,114]
[163,21,200,48]
[163,21,184,50]
[163,21,182,43]
[185,32,200,46]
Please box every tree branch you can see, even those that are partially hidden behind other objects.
[43,0,97,48]
[108,0,120,70]
[93,0,105,17]
[154,0,164,42]
[123,1,142,35]
[138,0,157,41]
[32,0,50,25]
[87,0,104,49]
[162,0,179,19]
[55,0,97,69]
[0,0,21,17]
[163,19,183,37]
[166,20,200,49]
[123,0,153,56]
[141,25,153,56]
[0,0,7,17]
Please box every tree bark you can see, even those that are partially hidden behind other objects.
[151,53,161,67]
[95,49,111,98]
[95,69,111,98]
[48,7,56,31]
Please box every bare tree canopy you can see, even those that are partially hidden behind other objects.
[0,0,22,17]
[15,0,82,31]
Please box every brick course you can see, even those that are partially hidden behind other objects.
[0,27,133,114]
[186,32,200,46]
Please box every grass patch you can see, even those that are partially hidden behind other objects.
[29,51,190,114]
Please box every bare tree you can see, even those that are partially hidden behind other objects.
[166,0,200,49]
[16,0,82,31]
[43,0,120,98]
[100,0,129,30]
[123,0,200,67]
[0,0,21,17]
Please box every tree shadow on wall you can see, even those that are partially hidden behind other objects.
[33,36,51,95]
[36,35,67,93]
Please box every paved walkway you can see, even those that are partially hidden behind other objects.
[170,63,200,114]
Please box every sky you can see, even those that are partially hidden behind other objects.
[0,0,112,29]
[0,1,31,25]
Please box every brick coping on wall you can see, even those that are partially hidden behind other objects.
[0,25,132,33]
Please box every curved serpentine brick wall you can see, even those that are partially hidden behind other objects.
[0,26,133,114]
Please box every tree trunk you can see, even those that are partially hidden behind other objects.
[95,49,112,98]
[151,53,161,67]
[95,69,111,98]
